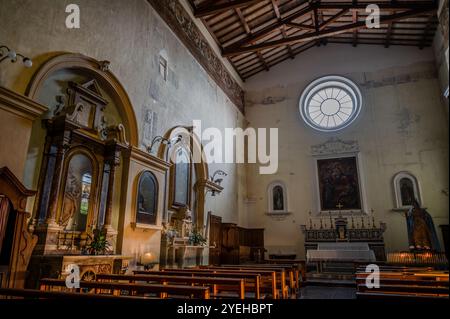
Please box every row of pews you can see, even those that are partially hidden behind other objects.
[355,265,449,300]
[0,261,305,300]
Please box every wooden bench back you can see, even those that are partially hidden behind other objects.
[134,270,261,299]
[95,274,246,299]
[39,278,210,299]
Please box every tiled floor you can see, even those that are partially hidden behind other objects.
[299,286,357,299]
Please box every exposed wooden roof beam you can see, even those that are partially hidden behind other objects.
[271,0,295,59]
[385,17,394,48]
[352,9,358,47]
[194,0,260,18]
[320,9,349,30]
[222,7,436,56]
[286,22,316,30]
[235,7,251,34]
[224,3,314,50]
[419,14,435,49]
[233,4,269,71]
[271,0,281,19]
[318,1,437,10]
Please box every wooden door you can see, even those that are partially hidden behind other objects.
[208,214,222,265]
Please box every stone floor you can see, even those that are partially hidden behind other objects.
[299,286,357,299]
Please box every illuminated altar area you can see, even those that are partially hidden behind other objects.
[301,211,387,263]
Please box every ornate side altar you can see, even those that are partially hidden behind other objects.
[159,207,208,268]
[26,254,131,289]
[301,212,387,261]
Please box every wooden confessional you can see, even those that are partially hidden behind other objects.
[0,167,37,289]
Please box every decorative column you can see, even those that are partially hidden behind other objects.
[45,140,67,227]
[103,143,121,240]
[34,132,69,254]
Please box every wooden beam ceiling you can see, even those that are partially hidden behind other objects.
[222,7,436,56]
[189,0,439,80]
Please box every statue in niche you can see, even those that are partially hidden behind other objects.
[406,199,441,251]
[273,186,284,211]
[171,205,193,239]
[400,178,415,206]
[61,168,81,230]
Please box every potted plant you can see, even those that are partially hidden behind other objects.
[86,228,111,255]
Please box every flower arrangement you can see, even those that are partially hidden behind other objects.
[188,228,207,246]
[162,222,179,241]
[85,228,111,255]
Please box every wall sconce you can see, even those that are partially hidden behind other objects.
[147,135,182,155]
[0,45,33,68]
[210,170,228,186]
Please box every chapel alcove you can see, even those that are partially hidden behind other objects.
[22,53,140,288]
[157,126,223,268]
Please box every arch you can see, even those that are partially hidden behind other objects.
[25,53,139,146]
[157,125,209,182]
[393,171,423,209]
[157,126,211,227]
[267,181,289,213]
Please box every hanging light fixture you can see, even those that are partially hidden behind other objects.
[0,45,33,68]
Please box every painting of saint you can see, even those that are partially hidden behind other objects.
[317,157,362,211]
[137,172,158,225]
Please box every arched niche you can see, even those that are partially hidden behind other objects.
[393,172,423,209]
[156,125,216,229]
[267,181,289,214]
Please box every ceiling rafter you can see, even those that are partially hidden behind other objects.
[233,3,270,71]
[271,0,296,59]
[190,0,439,79]
[222,7,437,56]
[194,0,261,18]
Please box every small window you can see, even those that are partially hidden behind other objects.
[393,172,422,209]
[80,173,91,216]
[268,182,288,213]
[299,75,362,132]
[136,171,158,225]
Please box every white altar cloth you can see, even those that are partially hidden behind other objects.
[307,242,376,262]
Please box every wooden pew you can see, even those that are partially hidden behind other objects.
[180,268,278,298]
[135,270,261,299]
[39,278,210,299]
[355,266,449,300]
[225,264,300,294]
[201,265,286,299]
[0,288,152,300]
[265,259,307,282]
[95,273,246,299]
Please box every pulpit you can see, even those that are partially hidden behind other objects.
[0,167,38,288]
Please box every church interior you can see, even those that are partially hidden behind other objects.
[0,0,449,302]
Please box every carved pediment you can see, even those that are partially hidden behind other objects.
[311,138,360,156]
[63,79,108,131]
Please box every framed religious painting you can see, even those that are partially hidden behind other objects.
[315,156,364,213]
